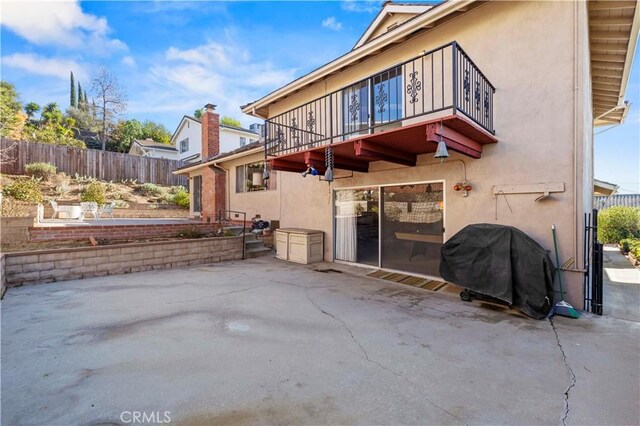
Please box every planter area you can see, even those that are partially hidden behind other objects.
[29,222,215,242]
[2,236,243,288]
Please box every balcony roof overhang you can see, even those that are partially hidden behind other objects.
[589,1,639,126]
[269,113,497,175]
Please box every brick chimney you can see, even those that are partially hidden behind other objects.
[201,103,219,159]
[198,103,226,223]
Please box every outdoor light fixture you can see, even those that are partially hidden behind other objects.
[454,181,472,197]
[434,122,449,164]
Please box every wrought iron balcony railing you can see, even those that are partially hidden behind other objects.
[265,42,495,157]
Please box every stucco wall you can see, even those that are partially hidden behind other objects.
[219,151,282,221]
[257,1,593,307]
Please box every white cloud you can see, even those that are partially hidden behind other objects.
[1,0,126,52]
[122,56,137,68]
[322,17,343,31]
[342,0,383,14]
[1,53,88,81]
[128,39,297,126]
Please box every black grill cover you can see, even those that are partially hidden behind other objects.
[439,224,555,319]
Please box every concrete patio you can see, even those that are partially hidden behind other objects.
[2,258,638,425]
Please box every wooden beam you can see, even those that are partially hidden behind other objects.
[590,31,630,41]
[589,1,637,11]
[425,124,481,159]
[593,85,621,92]
[354,140,416,167]
[593,76,623,85]
[591,53,627,63]
[591,69,624,78]
[425,124,483,152]
[304,151,369,173]
[592,61,625,71]
[593,91,621,98]
[589,17,634,26]
[590,43,628,54]
[271,159,306,173]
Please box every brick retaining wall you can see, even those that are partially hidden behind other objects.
[1,217,34,246]
[1,254,6,298]
[2,236,243,288]
[29,222,216,242]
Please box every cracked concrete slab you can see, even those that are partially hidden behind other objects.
[2,258,638,425]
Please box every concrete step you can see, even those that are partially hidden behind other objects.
[245,246,273,259]
[245,239,264,248]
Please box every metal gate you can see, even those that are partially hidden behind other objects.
[583,209,603,315]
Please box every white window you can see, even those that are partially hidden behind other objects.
[240,137,246,147]
[235,162,276,193]
[180,138,189,153]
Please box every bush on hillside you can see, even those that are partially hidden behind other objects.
[80,181,106,205]
[3,177,43,203]
[172,188,189,209]
[138,182,164,196]
[25,162,57,181]
[620,238,640,258]
[598,206,640,243]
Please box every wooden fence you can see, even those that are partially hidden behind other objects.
[0,139,188,186]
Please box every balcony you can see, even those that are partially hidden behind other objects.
[265,42,497,172]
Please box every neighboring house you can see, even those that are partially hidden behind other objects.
[168,114,261,164]
[174,104,279,222]
[180,1,639,308]
[594,179,620,196]
[129,138,179,160]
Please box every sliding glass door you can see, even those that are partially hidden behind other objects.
[334,188,379,266]
[334,182,444,277]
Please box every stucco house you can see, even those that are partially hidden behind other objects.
[177,0,638,309]
[168,115,261,164]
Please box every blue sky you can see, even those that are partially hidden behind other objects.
[1,1,638,193]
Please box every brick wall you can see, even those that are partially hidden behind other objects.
[2,236,243,288]
[200,167,226,223]
[29,223,218,242]
[42,206,190,219]
[201,104,220,159]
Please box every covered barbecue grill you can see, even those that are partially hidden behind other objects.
[439,224,555,319]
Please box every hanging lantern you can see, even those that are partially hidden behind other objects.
[324,146,335,183]
[434,122,449,164]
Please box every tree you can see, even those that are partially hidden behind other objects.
[91,66,127,151]
[25,102,40,120]
[66,106,100,133]
[140,120,171,144]
[41,102,63,124]
[194,108,203,120]
[110,119,143,152]
[77,82,83,108]
[70,72,76,108]
[220,116,242,127]
[0,81,23,138]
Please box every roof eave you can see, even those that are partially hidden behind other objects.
[240,0,476,118]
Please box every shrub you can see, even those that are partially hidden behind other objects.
[620,238,640,259]
[81,181,106,205]
[170,185,187,194]
[3,178,43,203]
[52,172,71,196]
[172,188,189,209]
[25,162,57,181]
[598,206,640,243]
[139,183,164,196]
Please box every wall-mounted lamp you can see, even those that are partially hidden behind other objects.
[454,181,472,197]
